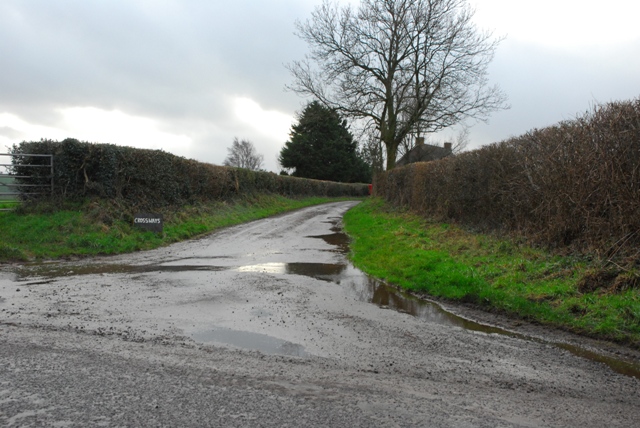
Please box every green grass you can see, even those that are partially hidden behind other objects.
[0,194,357,261]
[0,202,18,210]
[343,198,640,346]
[1,175,18,208]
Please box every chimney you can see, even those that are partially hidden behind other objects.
[444,142,452,153]
[416,137,425,146]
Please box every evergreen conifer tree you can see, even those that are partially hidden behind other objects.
[279,101,371,182]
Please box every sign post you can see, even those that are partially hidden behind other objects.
[133,212,163,233]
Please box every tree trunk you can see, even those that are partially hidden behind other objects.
[385,139,398,170]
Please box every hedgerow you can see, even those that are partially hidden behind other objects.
[375,97,640,265]
[10,139,368,209]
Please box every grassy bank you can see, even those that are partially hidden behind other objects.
[0,194,355,262]
[343,198,640,346]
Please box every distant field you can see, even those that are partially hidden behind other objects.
[0,174,18,203]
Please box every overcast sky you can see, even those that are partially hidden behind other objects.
[1,0,639,172]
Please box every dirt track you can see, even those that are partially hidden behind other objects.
[1,201,639,427]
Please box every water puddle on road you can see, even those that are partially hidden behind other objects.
[13,263,228,281]
[192,327,309,357]
[11,255,244,281]
[306,232,351,253]
[237,262,347,282]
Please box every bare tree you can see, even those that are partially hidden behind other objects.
[361,127,386,175]
[223,138,264,170]
[287,0,508,170]
[450,125,470,154]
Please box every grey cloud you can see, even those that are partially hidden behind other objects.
[466,38,640,148]
[0,0,309,120]
[0,126,22,139]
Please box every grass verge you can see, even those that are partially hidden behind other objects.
[0,194,357,262]
[343,198,640,347]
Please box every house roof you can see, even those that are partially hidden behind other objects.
[396,143,452,167]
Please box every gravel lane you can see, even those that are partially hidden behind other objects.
[1,201,639,427]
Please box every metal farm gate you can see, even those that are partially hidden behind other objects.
[0,153,54,211]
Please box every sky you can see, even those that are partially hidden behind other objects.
[1,0,639,172]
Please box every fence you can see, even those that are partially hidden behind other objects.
[0,153,54,211]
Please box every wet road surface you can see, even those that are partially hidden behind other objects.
[1,201,640,427]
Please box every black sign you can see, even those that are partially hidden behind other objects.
[133,212,163,233]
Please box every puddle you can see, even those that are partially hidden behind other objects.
[307,232,351,253]
[191,327,308,357]
[237,262,347,282]
[19,260,348,282]
[15,263,228,280]
[554,343,640,379]
[349,275,514,335]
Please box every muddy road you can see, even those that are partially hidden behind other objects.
[1,201,639,427]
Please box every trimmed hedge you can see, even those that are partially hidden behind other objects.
[10,139,368,209]
[375,98,640,263]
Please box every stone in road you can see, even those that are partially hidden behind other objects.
[1,201,639,427]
